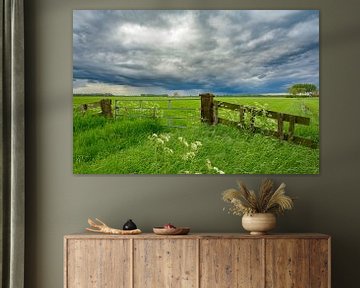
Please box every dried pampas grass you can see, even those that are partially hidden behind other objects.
[222,179,294,216]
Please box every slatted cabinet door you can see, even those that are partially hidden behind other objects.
[309,239,330,288]
[200,239,264,288]
[265,238,330,288]
[266,239,310,287]
[64,234,330,288]
[133,239,198,288]
[65,239,131,288]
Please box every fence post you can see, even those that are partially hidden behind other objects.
[114,100,118,119]
[100,99,113,118]
[139,100,143,119]
[200,93,216,124]
[239,106,245,127]
[288,115,295,141]
[80,104,88,113]
[249,108,255,131]
[213,101,219,124]
[277,113,284,140]
[168,99,173,127]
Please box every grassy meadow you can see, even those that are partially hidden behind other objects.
[73,95,319,174]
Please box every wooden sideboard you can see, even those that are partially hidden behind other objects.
[64,233,330,288]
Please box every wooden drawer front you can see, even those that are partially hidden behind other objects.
[134,239,198,288]
[200,239,264,288]
[265,239,329,288]
[66,239,131,288]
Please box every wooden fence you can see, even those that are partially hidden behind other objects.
[200,93,317,148]
[77,95,317,148]
[77,98,199,128]
[79,99,113,118]
[114,99,199,128]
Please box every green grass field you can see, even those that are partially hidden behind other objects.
[73,95,319,174]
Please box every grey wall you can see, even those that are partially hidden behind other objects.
[24,0,360,287]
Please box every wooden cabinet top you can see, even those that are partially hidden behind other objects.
[64,232,330,240]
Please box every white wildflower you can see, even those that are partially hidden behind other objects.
[160,134,170,142]
[195,141,202,147]
[163,147,173,154]
[205,159,224,174]
[178,136,189,147]
[213,167,225,174]
[155,138,165,145]
[206,159,212,170]
[182,152,196,160]
[191,143,198,151]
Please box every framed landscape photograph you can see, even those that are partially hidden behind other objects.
[73,10,319,175]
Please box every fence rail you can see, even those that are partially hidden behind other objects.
[200,93,317,148]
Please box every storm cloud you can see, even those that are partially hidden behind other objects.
[73,10,319,95]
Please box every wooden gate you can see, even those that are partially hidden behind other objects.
[114,98,199,128]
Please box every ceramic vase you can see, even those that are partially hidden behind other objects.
[242,213,276,235]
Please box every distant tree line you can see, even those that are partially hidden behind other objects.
[288,84,318,96]
[74,93,113,96]
[141,94,169,97]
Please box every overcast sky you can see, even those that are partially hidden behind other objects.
[73,10,319,95]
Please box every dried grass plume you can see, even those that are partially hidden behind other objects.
[222,179,294,216]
